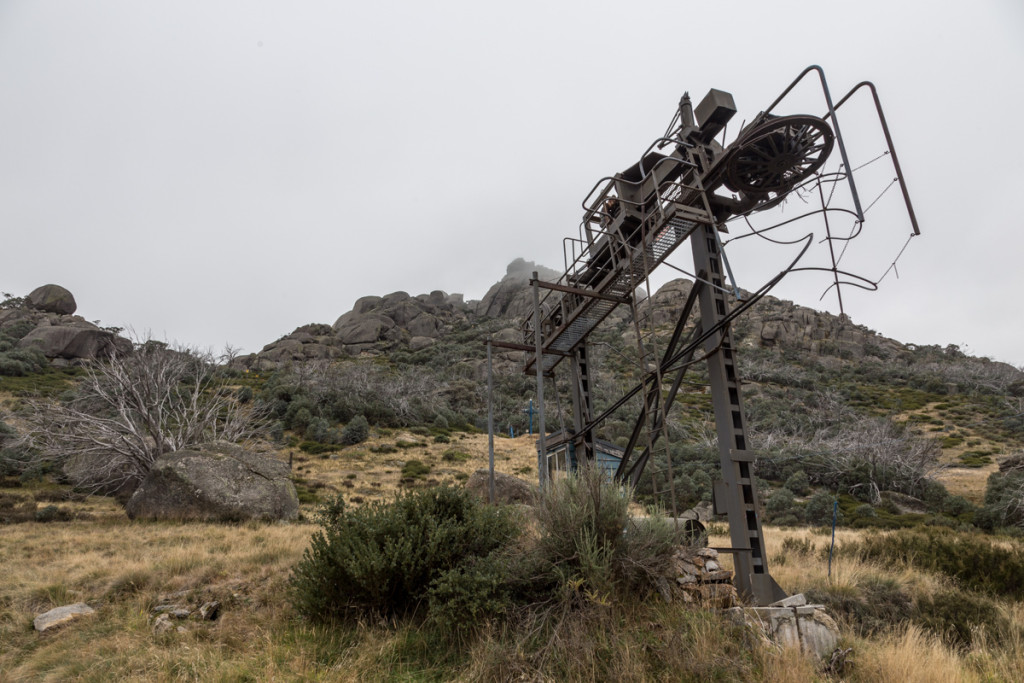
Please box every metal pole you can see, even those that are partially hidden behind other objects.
[487,338,496,505]
[828,499,838,580]
[532,272,547,489]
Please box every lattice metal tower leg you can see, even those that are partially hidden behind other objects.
[569,344,595,464]
[691,223,786,606]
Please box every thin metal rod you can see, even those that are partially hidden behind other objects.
[532,272,547,489]
[831,80,920,236]
[487,337,495,505]
[763,65,864,223]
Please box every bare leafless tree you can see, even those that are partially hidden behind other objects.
[19,340,267,497]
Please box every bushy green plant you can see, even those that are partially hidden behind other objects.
[853,503,877,518]
[290,486,518,621]
[442,449,470,462]
[401,459,431,479]
[305,417,342,445]
[298,440,339,455]
[341,415,369,445]
[976,469,1024,531]
[765,487,798,523]
[426,554,511,637]
[531,465,683,600]
[806,576,912,637]
[0,291,26,309]
[784,470,811,496]
[289,406,313,433]
[916,588,1009,648]
[846,529,1024,599]
[805,490,842,527]
[0,347,49,376]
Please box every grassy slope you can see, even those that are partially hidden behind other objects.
[3,450,1024,681]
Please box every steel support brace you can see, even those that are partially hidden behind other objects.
[569,344,595,463]
[690,223,785,606]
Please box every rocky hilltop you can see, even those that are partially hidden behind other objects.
[240,258,907,369]
[0,284,130,364]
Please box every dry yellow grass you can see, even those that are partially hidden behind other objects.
[707,525,1024,682]
[893,400,1007,504]
[3,472,1023,681]
[289,430,539,506]
[853,625,977,683]
[0,516,321,681]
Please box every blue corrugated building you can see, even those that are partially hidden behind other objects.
[539,429,624,481]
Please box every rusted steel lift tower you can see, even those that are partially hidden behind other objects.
[510,66,918,605]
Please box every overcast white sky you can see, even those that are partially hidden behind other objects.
[1,1,1022,365]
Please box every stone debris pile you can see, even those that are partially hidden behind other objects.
[671,546,738,608]
[150,591,222,635]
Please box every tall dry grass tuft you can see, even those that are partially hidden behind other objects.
[853,625,974,683]
[755,643,821,683]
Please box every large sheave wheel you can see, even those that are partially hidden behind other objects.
[724,115,834,194]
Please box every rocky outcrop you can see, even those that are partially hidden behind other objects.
[1,285,130,364]
[26,284,77,315]
[247,323,346,367]
[125,442,298,522]
[465,468,536,505]
[241,288,478,369]
[18,325,130,361]
[641,278,903,359]
[241,261,909,369]
[474,258,560,319]
[331,289,469,352]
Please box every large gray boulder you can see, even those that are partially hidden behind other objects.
[17,326,130,360]
[126,442,299,522]
[333,312,400,345]
[26,284,77,315]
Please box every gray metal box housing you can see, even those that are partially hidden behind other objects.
[695,89,737,130]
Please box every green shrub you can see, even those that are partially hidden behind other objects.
[805,491,843,527]
[298,440,339,455]
[0,348,48,376]
[806,576,913,637]
[854,503,877,518]
[765,488,798,523]
[916,588,1009,648]
[427,554,511,637]
[34,504,72,523]
[442,449,470,463]
[290,486,518,621]
[401,459,431,479]
[846,529,1024,599]
[784,470,811,496]
[305,417,342,445]
[341,415,370,445]
[289,406,313,433]
[977,469,1024,531]
[531,465,683,601]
